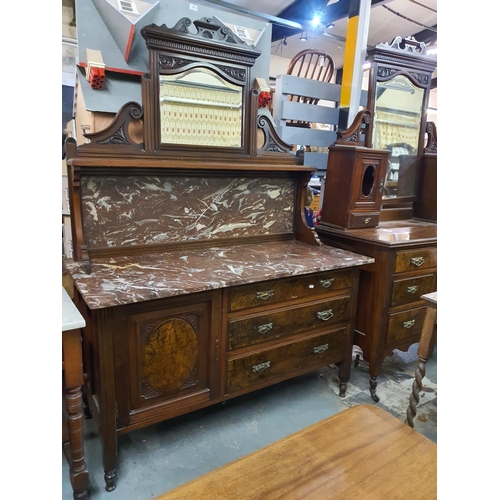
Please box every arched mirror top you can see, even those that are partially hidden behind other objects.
[365,36,437,205]
[140,16,261,155]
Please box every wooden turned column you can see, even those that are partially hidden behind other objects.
[63,328,89,500]
[406,292,437,428]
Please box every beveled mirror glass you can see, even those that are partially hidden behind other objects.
[372,75,425,199]
[159,68,243,147]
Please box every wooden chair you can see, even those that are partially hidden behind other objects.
[285,49,335,128]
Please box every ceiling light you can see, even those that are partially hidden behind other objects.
[311,11,322,27]
[300,32,308,41]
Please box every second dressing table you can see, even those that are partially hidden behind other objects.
[316,36,437,401]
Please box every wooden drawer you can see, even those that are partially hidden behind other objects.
[385,306,427,345]
[348,212,380,229]
[229,270,354,312]
[226,328,348,393]
[228,295,351,350]
[394,247,437,274]
[390,274,436,307]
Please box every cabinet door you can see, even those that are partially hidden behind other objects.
[125,297,215,420]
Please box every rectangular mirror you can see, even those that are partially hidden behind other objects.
[372,75,425,199]
[160,68,243,147]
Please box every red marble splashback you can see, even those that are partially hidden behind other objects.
[80,175,296,249]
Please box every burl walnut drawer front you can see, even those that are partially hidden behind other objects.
[226,328,347,393]
[385,306,427,345]
[229,270,353,312]
[390,274,436,307]
[228,295,351,350]
[394,248,437,274]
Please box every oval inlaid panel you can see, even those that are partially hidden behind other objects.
[144,318,198,392]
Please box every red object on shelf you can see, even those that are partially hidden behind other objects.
[258,91,271,109]
[89,66,105,89]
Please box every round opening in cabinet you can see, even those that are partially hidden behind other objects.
[362,165,376,196]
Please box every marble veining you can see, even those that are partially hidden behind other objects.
[81,175,295,249]
[64,240,374,310]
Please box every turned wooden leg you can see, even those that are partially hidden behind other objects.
[406,358,427,428]
[66,387,89,499]
[63,328,89,500]
[369,376,380,402]
[405,300,437,428]
[337,359,351,398]
[105,470,117,492]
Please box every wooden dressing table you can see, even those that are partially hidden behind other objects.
[63,16,373,491]
[316,36,437,401]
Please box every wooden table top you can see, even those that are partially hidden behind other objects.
[154,404,437,500]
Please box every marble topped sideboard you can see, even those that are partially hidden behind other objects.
[65,240,373,492]
[64,240,374,309]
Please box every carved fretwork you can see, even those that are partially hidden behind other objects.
[334,110,371,147]
[377,67,398,79]
[376,66,429,87]
[257,114,294,154]
[378,35,427,54]
[80,101,144,152]
[168,16,249,47]
[159,55,192,70]
[423,121,437,154]
[217,65,246,81]
[141,17,261,66]
[410,72,429,85]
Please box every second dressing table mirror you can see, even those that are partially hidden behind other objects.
[365,36,437,217]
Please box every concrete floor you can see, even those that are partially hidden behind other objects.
[62,344,437,500]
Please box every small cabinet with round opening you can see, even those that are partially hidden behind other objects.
[320,110,389,230]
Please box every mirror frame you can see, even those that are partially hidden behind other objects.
[365,36,437,218]
[140,17,261,157]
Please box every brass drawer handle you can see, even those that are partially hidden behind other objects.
[407,285,419,294]
[403,319,416,329]
[252,361,271,373]
[410,257,425,267]
[257,322,273,334]
[317,309,334,321]
[255,290,274,300]
[313,343,329,354]
[320,278,335,288]
[363,217,371,224]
